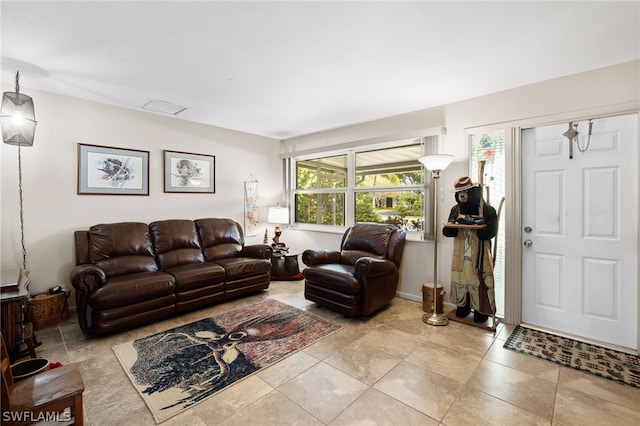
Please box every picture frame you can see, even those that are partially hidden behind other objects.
[164,150,215,193]
[77,143,149,195]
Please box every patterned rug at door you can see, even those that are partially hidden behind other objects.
[113,299,342,423]
[504,325,640,388]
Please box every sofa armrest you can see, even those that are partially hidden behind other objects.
[70,264,107,334]
[355,257,397,280]
[302,249,341,266]
[70,264,106,291]
[241,244,273,259]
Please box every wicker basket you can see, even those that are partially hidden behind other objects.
[27,292,69,331]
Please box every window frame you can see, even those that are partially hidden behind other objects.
[288,136,440,239]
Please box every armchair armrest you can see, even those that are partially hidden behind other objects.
[241,244,273,259]
[355,257,397,280]
[302,249,341,266]
[70,264,107,334]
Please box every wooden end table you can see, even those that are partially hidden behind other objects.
[270,250,303,280]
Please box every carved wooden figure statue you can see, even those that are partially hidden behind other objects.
[443,177,498,323]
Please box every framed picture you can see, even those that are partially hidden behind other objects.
[77,143,149,195]
[164,150,215,193]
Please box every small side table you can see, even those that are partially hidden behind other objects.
[1,288,40,361]
[270,251,303,280]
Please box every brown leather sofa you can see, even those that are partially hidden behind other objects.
[71,218,272,335]
[302,223,406,316]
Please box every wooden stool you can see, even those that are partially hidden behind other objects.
[1,334,85,425]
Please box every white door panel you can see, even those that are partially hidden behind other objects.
[522,114,637,350]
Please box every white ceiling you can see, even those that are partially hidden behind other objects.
[1,1,638,140]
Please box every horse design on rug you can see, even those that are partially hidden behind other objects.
[130,309,316,411]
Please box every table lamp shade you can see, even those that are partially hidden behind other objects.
[268,206,289,224]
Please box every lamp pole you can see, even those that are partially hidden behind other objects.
[418,154,454,326]
[425,168,447,325]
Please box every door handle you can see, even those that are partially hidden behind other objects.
[524,240,533,248]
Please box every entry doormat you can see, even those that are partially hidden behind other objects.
[113,299,342,423]
[504,325,640,389]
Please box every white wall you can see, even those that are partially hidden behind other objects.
[1,89,282,295]
[282,60,640,304]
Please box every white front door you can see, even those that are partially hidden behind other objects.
[521,113,638,350]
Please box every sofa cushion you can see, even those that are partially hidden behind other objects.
[88,271,175,310]
[302,264,361,295]
[213,257,271,281]
[163,262,225,292]
[150,219,205,269]
[89,222,157,277]
[195,218,244,260]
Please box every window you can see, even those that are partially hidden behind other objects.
[292,139,433,235]
[295,154,347,226]
[354,144,424,230]
[470,130,506,316]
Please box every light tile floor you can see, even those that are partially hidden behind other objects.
[30,281,640,425]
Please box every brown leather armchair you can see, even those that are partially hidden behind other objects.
[302,223,406,316]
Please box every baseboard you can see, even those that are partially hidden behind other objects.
[396,290,456,312]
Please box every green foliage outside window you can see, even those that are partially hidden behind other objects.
[295,193,345,225]
[296,156,346,190]
[354,193,382,222]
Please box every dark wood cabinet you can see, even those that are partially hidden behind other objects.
[1,289,29,358]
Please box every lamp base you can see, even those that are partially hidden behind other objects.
[422,312,449,326]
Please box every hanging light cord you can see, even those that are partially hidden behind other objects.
[13,70,28,269]
[18,143,27,270]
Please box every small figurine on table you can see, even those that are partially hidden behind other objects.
[443,177,498,323]
[271,225,289,254]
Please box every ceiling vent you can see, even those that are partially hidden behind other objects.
[139,99,188,115]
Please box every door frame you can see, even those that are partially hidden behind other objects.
[466,101,640,350]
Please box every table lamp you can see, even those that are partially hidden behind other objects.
[268,205,290,252]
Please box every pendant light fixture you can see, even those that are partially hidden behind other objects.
[1,70,37,276]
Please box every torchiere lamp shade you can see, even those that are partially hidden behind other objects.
[418,154,454,172]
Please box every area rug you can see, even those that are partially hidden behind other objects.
[113,299,342,423]
[504,325,640,388]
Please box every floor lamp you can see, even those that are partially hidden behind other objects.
[418,154,454,326]
[0,71,37,289]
